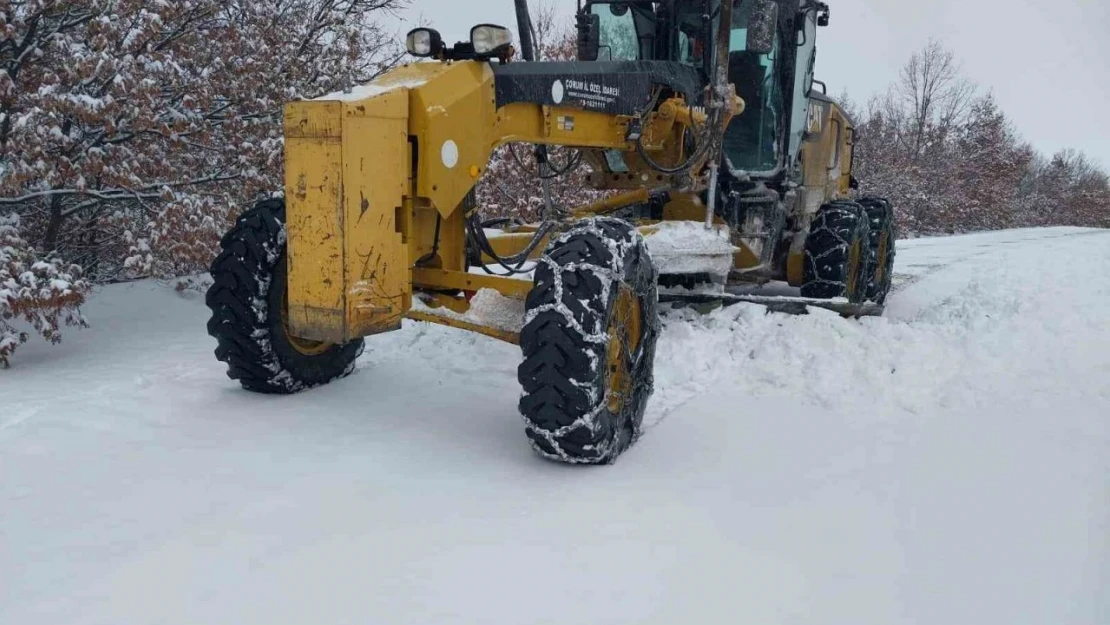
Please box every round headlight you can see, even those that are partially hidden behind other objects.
[470,24,514,56]
[406,28,443,57]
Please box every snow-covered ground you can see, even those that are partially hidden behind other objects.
[2,227,1108,625]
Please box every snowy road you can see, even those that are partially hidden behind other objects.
[2,227,1108,625]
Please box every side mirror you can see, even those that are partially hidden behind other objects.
[746,0,779,55]
[577,12,601,61]
[406,28,445,58]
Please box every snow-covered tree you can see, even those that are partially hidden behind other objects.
[1,0,407,284]
[849,42,1109,234]
[1022,150,1110,229]
[0,213,88,367]
[0,0,406,364]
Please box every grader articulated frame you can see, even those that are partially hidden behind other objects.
[206,0,897,464]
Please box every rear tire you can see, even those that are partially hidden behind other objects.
[205,198,364,394]
[801,201,871,303]
[859,197,896,304]
[517,218,660,465]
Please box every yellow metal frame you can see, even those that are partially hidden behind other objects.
[279,54,850,345]
[412,268,532,300]
[282,59,742,345]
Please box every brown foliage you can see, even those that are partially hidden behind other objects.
[1,0,408,282]
[0,213,88,367]
[0,0,406,364]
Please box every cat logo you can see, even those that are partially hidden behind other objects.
[806,100,826,134]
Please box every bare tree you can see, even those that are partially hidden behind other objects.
[529,0,559,55]
[895,40,977,159]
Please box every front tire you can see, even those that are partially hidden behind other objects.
[205,198,364,394]
[801,201,871,303]
[517,218,660,465]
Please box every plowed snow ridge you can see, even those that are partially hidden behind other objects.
[1,227,1108,625]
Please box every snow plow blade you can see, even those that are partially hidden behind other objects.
[660,292,885,318]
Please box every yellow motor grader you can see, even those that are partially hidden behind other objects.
[205,0,896,464]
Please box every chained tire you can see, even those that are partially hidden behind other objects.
[205,198,364,394]
[800,200,871,303]
[517,218,660,465]
[859,197,896,304]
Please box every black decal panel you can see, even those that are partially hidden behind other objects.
[492,61,704,116]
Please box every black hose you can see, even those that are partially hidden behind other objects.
[632,86,721,175]
[508,143,583,180]
[481,217,525,229]
[467,213,557,276]
[635,105,722,175]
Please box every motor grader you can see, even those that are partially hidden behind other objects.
[205,0,896,464]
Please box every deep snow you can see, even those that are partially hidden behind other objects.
[1,227,1108,625]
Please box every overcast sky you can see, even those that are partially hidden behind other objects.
[386,0,1110,167]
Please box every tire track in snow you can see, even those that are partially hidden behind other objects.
[0,403,48,441]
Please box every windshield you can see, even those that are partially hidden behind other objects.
[590,3,641,61]
[585,1,783,172]
[722,1,782,173]
[589,1,708,69]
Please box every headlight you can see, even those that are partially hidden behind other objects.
[470,24,513,56]
[406,28,443,57]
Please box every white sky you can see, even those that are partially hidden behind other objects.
[386,0,1110,167]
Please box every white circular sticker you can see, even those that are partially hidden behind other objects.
[441,140,459,169]
[551,80,565,105]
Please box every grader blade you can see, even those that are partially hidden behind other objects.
[660,291,885,318]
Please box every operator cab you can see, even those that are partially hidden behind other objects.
[578,0,831,178]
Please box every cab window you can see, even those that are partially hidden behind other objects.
[591,3,640,60]
[722,1,783,172]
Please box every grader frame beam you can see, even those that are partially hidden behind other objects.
[405,310,523,345]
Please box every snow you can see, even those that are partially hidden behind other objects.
[1,227,1109,624]
[313,75,429,103]
[412,288,525,333]
[644,220,738,277]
